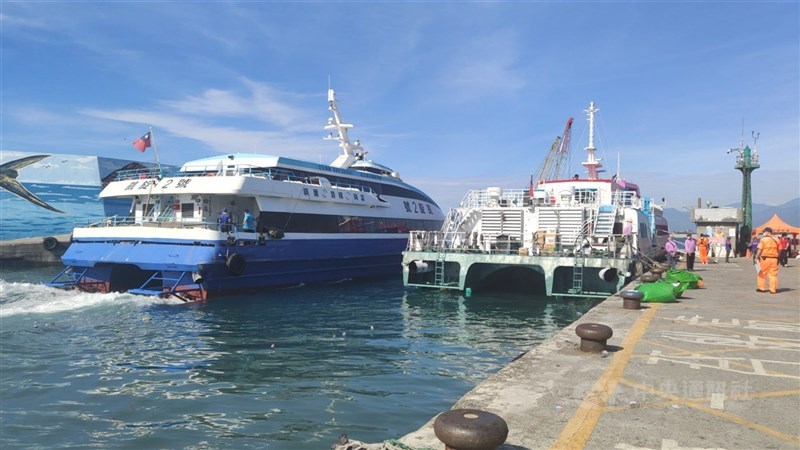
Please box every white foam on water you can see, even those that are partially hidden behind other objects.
[0,281,185,317]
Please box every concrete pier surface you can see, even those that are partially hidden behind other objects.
[0,234,70,265]
[400,258,799,450]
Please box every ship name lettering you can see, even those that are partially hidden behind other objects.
[176,179,192,188]
[124,181,138,191]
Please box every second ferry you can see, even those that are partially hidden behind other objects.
[49,89,445,300]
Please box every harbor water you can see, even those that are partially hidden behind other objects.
[0,266,599,449]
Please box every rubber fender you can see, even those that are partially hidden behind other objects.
[226,253,246,276]
[267,228,284,240]
[42,236,59,251]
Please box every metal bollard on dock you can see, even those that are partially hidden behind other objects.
[433,409,508,450]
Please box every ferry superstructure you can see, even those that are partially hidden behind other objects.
[49,89,444,300]
[403,101,668,298]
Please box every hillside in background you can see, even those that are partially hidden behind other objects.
[663,198,799,233]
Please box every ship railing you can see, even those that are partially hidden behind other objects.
[76,216,257,234]
[612,191,642,209]
[407,229,634,258]
[112,167,169,181]
[129,165,379,196]
[457,189,530,209]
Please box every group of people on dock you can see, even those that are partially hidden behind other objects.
[663,228,789,296]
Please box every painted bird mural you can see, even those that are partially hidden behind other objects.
[0,155,64,213]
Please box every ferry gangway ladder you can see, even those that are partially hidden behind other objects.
[434,249,447,287]
[570,234,588,294]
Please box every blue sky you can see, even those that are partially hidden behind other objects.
[2,2,798,212]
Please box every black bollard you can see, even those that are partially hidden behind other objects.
[575,323,613,353]
[620,289,644,310]
[433,409,508,450]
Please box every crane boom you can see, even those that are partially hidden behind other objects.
[552,117,573,180]
[532,117,574,185]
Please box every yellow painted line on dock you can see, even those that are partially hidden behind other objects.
[619,378,800,446]
[549,303,660,450]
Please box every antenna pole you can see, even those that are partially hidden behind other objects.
[149,127,163,176]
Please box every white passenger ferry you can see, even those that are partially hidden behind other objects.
[49,89,445,300]
[403,101,668,297]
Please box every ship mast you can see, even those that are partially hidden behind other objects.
[581,101,603,180]
[325,88,365,169]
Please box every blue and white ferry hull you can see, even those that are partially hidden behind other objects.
[48,88,444,301]
[58,230,412,300]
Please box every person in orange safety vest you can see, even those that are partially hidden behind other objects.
[698,234,710,265]
[755,227,781,294]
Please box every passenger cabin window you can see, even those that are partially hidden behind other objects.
[574,189,597,204]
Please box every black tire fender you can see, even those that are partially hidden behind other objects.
[225,253,246,276]
[43,236,59,251]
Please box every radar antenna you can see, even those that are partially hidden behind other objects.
[325,89,366,169]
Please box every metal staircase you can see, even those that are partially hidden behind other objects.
[128,271,203,301]
[593,204,616,236]
[46,266,105,292]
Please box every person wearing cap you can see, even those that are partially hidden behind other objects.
[755,227,780,294]
[218,208,232,233]
[242,209,256,232]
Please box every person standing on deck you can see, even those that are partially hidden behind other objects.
[218,208,232,233]
[755,227,780,294]
[665,235,679,269]
[698,234,710,265]
[684,234,697,271]
[621,218,634,257]
[242,209,256,232]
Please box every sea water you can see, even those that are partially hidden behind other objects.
[0,266,598,449]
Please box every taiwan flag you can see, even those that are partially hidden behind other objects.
[133,132,151,152]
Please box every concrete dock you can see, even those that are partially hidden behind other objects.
[398,258,799,450]
[0,234,70,265]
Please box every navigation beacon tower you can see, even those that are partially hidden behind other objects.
[728,132,760,251]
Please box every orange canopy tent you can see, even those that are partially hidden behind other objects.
[749,214,800,258]
[752,214,800,236]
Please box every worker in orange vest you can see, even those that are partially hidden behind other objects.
[698,234,710,265]
[755,227,781,294]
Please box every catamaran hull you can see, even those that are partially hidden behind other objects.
[55,235,409,300]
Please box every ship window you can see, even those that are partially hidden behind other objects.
[338,192,343,199]
[313,189,319,197]
[574,189,597,204]
[303,188,309,196]
[181,203,194,216]
[360,194,365,201]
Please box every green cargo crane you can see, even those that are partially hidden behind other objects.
[728,132,760,254]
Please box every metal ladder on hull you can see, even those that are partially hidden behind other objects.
[569,232,587,294]
[434,250,446,286]
[46,266,106,292]
[128,271,203,302]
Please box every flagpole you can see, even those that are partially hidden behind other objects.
[149,127,163,176]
